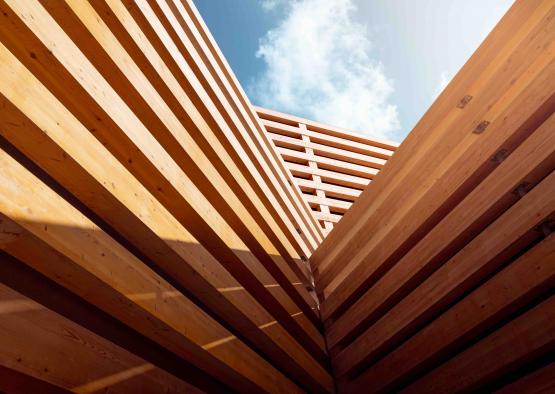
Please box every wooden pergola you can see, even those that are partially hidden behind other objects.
[0,0,553,393]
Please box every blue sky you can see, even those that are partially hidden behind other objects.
[196,0,513,142]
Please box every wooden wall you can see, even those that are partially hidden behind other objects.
[310,0,555,392]
[257,107,398,234]
[0,0,332,392]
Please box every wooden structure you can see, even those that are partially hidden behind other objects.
[257,107,398,234]
[0,0,328,392]
[311,0,555,391]
[0,0,553,393]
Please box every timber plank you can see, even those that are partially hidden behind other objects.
[333,169,555,377]
[269,132,391,164]
[495,362,555,394]
[262,119,395,159]
[45,0,319,323]
[327,111,555,351]
[398,295,555,393]
[256,106,400,151]
[180,0,325,246]
[0,0,327,367]
[0,153,291,392]
[320,14,555,316]
[128,0,320,259]
[276,147,381,178]
[309,0,551,273]
[163,0,324,251]
[303,195,353,213]
[349,233,555,393]
[0,39,330,394]
[296,179,362,200]
[285,162,370,189]
[0,283,201,394]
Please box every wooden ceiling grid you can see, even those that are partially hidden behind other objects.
[0,0,553,393]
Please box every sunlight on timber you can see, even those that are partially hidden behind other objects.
[126,290,182,302]
[202,311,305,350]
[72,363,155,393]
[217,282,303,292]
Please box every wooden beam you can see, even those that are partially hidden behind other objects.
[269,132,391,163]
[285,162,370,189]
[349,233,555,392]
[326,111,555,352]
[255,106,400,151]
[0,249,233,393]
[303,195,353,213]
[0,147,300,393]
[296,179,362,201]
[181,0,325,245]
[494,361,555,394]
[319,12,555,317]
[276,147,380,178]
[0,280,203,393]
[0,0,328,369]
[0,42,331,394]
[332,168,555,377]
[309,0,553,276]
[262,119,395,159]
[397,294,555,393]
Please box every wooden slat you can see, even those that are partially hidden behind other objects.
[285,162,370,189]
[269,132,391,164]
[136,0,323,255]
[0,151,290,392]
[318,3,555,317]
[303,195,353,213]
[260,108,395,234]
[180,0,325,249]
[276,147,380,178]
[312,211,344,224]
[0,365,70,394]
[333,168,555,377]
[0,249,231,393]
[349,232,555,392]
[0,282,201,394]
[0,0,552,391]
[262,119,395,159]
[495,362,555,394]
[42,0,319,325]
[0,0,328,371]
[326,111,555,351]
[0,31,330,394]
[0,99,329,392]
[308,0,553,274]
[296,179,362,200]
[398,294,555,393]
[256,106,400,152]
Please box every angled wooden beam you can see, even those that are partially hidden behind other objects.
[309,0,554,275]
[397,294,555,393]
[0,0,328,369]
[327,111,555,352]
[318,8,555,314]
[333,168,555,377]
[348,232,555,392]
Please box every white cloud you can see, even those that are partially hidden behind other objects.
[434,71,451,98]
[250,0,400,140]
[260,0,282,11]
